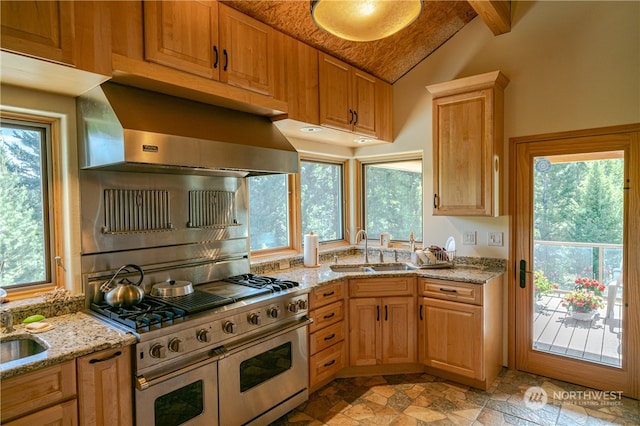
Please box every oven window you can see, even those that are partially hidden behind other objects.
[240,342,292,393]
[154,380,204,426]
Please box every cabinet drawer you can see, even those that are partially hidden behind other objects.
[309,300,344,333]
[4,399,78,426]
[309,280,345,309]
[1,360,76,423]
[310,341,346,388]
[421,279,482,305]
[349,277,415,297]
[310,321,345,354]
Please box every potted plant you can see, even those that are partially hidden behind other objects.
[562,278,605,321]
[534,270,558,301]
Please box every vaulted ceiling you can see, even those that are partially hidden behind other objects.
[221,1,511,84]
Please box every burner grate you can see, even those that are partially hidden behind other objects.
[225,274,300,293]
[91,300,186,332]
[149,290,232,314]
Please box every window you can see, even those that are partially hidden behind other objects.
[249,156,348,255]
[249,174,291,251]
[300,159,344,244]
[361,159,422,242]
[0,119,54,288]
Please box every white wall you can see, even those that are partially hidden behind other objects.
[354,0,640,258]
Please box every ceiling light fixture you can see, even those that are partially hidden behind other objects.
[310,0,423,42]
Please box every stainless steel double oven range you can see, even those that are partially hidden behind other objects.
[81,171,310,426]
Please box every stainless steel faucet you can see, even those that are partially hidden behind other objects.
[1,311,15,333]
[355,229,369,264]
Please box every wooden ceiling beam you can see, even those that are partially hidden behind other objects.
[467,0,511,35]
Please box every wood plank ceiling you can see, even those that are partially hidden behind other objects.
[222,0,510,84]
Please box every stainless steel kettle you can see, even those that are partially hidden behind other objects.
[100,264,145,308]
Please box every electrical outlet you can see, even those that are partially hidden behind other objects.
[488,231,503,246]
[463,231,476,245]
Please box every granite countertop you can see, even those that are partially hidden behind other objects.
[0,311,137,380]
[262,255,505,291]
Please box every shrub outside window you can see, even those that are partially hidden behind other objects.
[300,160,344,244]
[0,120,53,288]
[362,159,423,242]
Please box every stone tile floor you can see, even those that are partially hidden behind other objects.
[271,370,639,425]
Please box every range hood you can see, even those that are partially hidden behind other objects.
[77,82,298,176]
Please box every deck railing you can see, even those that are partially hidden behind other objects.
[534,240,623,285]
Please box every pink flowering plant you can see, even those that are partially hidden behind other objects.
[563,276,606,314]
[572,277,606,297]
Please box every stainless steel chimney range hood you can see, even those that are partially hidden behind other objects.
[77,82,298,176]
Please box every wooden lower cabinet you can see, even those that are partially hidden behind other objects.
[418,276,503,390]
[0,346,133,426]
[308,280,347,392]
[77,346,133,426]
[4,400,78,426]
[348,277,417,367]
[0,360,77,424]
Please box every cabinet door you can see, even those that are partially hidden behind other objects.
[219,3,274,96]
[422,297,483,380]
[0,0,75,65]
[144,0,220,80]
[319,53,352,131]
[4,400,78,426]
[77,346,133,426]
[381,297,416,364]
[349,297,381,366]
[351,69,378,138]
[433,89,495,216]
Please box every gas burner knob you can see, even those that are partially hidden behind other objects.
[287,302,299,313]
[222,320,236,334]
[150,344,166,359]
[297,299,308,310]
[196,329,211,343]
[267,306,280,318]
[248,312,261,325]
[168,338,183,353]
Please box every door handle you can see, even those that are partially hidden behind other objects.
[376,305,380,321]
[419,304,423,320]
[223,49,228,71]
[349,109,354,124]
[519,259,533,289]
[384,305,388,321]
[213,45,218,69]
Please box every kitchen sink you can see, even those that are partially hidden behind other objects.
[329,265,375,273]
[371,263,415,272]
[330,263,416,273]
[0,335,48,365]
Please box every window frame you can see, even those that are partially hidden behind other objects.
[356,153,423,244]
[1,112,60,296]
[298,155,350,248]
[249,154,350,259]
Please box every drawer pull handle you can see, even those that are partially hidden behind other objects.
[89,350,122,364]
[323,312,335,319]
[324,359,336,367]
[323,291,335,297]
[439,288,457,293]
[385,305,388,321]
[324,333,336,341]
[419,304,423,320]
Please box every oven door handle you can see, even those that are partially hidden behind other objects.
[223,316,313,356]
[136,348,225,391]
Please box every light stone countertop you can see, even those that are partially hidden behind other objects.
[0,311,137,380]
[260,255,505,290]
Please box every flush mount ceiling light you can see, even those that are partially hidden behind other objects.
[310,0,423,42]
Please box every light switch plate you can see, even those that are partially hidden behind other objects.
[488,231,503,246]
[463,231,476,245]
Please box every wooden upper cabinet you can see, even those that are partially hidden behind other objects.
[319,52,393,141]
[0,0,75,65]
[427,71,509,216]
[218,3,274,96]
[144,0,220,79]
[143,1,274,96]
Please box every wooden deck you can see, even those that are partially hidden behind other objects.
[533,294,622,367]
